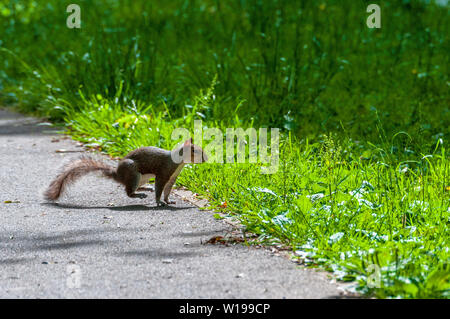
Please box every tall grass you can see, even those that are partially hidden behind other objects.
[1,0,448,146]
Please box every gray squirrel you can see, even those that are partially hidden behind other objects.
[44,138,208,206]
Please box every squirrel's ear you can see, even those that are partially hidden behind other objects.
[184,137,193,146]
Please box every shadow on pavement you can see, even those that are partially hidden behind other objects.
[176,230,228,238]
[0,257,34,265]
[0,109,62,136]
[42,202,193,211]
[118,249,200,259]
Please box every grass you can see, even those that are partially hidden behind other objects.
[0,0,449,298]
[57,85,450,298]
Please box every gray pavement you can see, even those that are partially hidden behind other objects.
[0,108,343,298]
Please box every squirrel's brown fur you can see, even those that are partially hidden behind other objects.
[44,139,207,206]
[44,156,117,201]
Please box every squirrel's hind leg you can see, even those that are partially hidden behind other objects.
[126,174,147,199]
[117,160,148,199]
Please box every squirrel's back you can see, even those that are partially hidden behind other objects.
[123,146,175,176]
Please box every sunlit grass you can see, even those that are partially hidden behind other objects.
[60,88,449,298]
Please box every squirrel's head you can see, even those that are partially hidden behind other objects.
[173,138,208,164]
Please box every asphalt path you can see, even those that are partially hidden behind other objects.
[0,108,343,298]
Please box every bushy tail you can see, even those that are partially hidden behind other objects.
[44,156,118,201]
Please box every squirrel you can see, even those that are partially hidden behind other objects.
[44,138,208,206]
